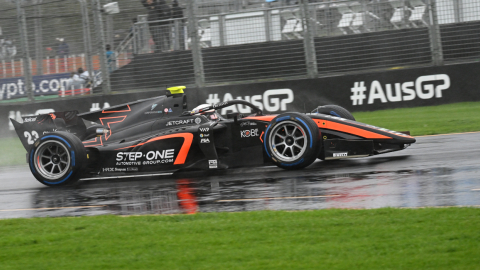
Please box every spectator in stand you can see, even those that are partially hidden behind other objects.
[77,67,91,87]
[66,71,81,90]
[56,38,69,57]
[1,37,17,60]
[141,0,171,52]
[171,0,185,50]
[105,44,116,73]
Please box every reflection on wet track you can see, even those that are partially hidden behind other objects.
[0,132,479,219]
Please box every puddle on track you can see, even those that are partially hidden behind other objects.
[4,165,478,218]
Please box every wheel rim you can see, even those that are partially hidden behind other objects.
[34,140,71,180]
[269,120,307,162]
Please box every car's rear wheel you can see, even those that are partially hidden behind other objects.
[264,113,320,170]
[311,105,355,121]
[29,131,86,186]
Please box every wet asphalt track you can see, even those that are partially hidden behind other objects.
[0,132,479,219]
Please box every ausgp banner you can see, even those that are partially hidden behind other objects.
[198,62,480,113]
[0,73,71,100]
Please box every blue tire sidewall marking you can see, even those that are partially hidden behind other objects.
[330,110,341,117]
[41,135,72,148]
[30,150,36,174]
[280,158,304,167]
[44,170,73,185]
[71,151,75,166]
[295,117,313,148]
[275,116,290,122]
[264,124,272,158]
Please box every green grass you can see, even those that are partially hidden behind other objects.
[2,101,480,167]
[0,137,26,167]
[0,208,479,269]
[352,101,480,136]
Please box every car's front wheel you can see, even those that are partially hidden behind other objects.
[264,113,320,170]
[29,131,87,186]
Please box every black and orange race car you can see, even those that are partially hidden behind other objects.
[10,86,415,186]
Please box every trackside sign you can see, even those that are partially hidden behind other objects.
[350,74,451,105]
[0,73,71,100]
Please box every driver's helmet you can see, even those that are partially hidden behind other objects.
[192,104,220,121]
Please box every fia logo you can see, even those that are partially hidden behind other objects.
[200,138,210,143]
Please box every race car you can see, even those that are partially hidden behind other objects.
[10,86,416,186]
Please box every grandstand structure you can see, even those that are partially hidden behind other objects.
[1,0,479,100]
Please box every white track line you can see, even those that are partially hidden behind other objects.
[0,205,107,212]
[416,131,480,138]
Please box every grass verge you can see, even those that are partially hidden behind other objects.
[352,101,480,136]
[0,208,479,269]
[2,101,480,167]
[0,137,26,167]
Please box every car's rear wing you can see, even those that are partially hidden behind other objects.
[10,111,86,152]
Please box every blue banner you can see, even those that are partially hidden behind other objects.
[0,73,71,100]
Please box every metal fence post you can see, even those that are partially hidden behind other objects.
[92,0,111,94]
[105,0,114,48]
[34,1,43,76]
[137,15,149,54]
[453,0,463,23]
[79,0,94,82]
[427,0,443,66]
[301,0,318,78]
[187,0,205,87]
[264,10,271,42]
[219,14,226,46]
[16,0,34,102]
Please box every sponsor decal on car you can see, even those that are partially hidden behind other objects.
[145,111,163,114]
[199,133,209,138]
[103,167,139,172]
[195,118,202,124]
[240,121,257,127]
[208,159,218,169]
[23,117,37,123]
[200,138,210,143]
[241,128,259,138]
[115,150,175,165]
[166,119,194,126]
[333,152,348,157]
[199,127,209,132]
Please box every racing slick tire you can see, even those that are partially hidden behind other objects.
[311,105,355,121]
[28,131,87,186]
[264,113,320,170]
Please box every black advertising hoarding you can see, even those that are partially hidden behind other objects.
[1,62,479,138]
[197,62,480,114]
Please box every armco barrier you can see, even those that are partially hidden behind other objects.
[1,62,480,138]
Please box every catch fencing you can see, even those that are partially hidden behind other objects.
[0,0,479,101]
